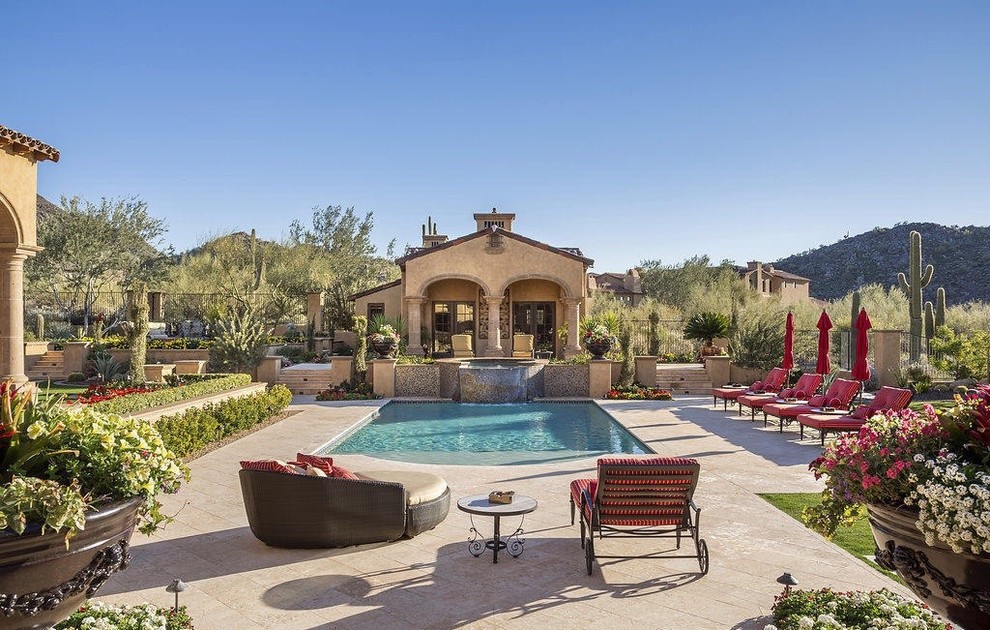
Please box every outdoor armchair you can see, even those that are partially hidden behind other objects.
[451,334,474,358]
[512,334,535,358]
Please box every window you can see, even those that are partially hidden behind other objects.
[488,232,503,249]
[432,301,475,354]
[367,303,385,320]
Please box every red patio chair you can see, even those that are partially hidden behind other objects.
[761,377,860,431]
[711,367,788,412]
[738,372,822,421]
[568,456,708,576]
[796,386,914,445]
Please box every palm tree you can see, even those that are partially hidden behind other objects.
[683,312,730,348]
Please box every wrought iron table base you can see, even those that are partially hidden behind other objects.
[467,514,526,564]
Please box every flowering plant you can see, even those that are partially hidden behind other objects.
[367,324,400,345]
[807,385,990,556]
[605,385,673,400]
[583,324,617,347]
[76,382,167,405]
[56,601,193,629]
[0,381,188,540]
[766,587,948,630]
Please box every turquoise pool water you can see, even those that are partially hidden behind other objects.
[319,402,651,465]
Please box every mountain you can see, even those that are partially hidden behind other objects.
[772,222,990,305]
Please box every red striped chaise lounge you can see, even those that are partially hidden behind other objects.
[711,367,788,412]
[738,372,823,421]
[761,377,861,431]
[796,386,914,445]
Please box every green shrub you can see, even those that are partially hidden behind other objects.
[89,373,251,415]
[730,303,786,370]
[155,385,292,458]
[66,372,86,383]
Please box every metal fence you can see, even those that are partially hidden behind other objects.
[628,319,693,357]
[898,332,952,380]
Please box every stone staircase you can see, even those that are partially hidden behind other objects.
[655,363,712,395]
[27,350,65,382]
[277,363,334,395]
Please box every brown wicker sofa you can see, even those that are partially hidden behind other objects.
[239,468,450,548]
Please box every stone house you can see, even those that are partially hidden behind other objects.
[587,269,643,306]
[736,261,811,305]
[351,209,591,358]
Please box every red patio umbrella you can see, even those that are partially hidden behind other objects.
[815,310,833,375]
[782,311,795,385]
[851,308,873,382]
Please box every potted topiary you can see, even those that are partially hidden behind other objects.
[0,382,188,630]
[683,312,730,359]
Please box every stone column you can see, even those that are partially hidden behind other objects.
[485,296,504,356]
[635,356,658,387]
[872,330,902,388]
[306,292,324,333]
[561,298,582,358]
[0,250,30,385]
[405,296,426,356]
[589,360,613,398]
[704,355,732,387]
[371,358,398,397]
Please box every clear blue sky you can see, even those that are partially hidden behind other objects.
[6,1,988,272]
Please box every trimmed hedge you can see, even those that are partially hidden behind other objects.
[155,385,293,458]
[89,373,252,415]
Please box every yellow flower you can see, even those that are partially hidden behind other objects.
[26,421,46,439]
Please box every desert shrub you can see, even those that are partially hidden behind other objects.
[66,372,86,383]
[208,305,268,373]
[731,301,786,369]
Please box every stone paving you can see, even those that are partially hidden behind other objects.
[99,396,912,629]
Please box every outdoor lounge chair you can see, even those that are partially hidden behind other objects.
[568,456,709,576]
[711,367,788,411]
[761,377,860,431]
[737,372,822,421]
[451,334,474,358]
[512,334,535,358]
[239,468,450,548]
[796,386,914,445]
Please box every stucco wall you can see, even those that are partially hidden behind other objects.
[0,149,38,247]
[353,283,403,322]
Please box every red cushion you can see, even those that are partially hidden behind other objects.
[750,380,763,391]
[807,394,825,406]
[240,459,296,474]
[850,405,871,420]
[569,478,597,505]
[296,452,334,475]
[330,464,359,480]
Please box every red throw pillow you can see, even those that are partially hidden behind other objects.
[330,465,359,480]
[827,397,843,408]
[240,459,296,474]
[808,395,825,407]
[850,405,870,420]
[750,380,763,391]
[780,387,795,398]
[793,390,807,400]
[296,453,334,476]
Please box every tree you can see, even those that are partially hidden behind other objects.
[26,196,171,328]
[638,256,741,309]
[288,205,398,331]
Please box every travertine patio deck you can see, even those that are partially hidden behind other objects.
[99,396,912,629]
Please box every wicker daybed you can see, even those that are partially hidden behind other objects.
[239,468,450,548]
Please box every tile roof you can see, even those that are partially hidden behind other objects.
[394,227,594,266]
[348,278,401,300]
[0,125,60,162]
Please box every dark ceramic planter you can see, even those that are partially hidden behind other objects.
[370,340,397,359]
[585,340,612,360]
[0,497,142,630]
[867,503,990,628]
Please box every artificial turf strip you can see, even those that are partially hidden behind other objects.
[758,492,901,583]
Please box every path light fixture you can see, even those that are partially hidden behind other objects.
[165,578,188,612]
[776,572,799,596]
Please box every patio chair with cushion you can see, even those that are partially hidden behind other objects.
[711,367,788,412]
[512,334,535,358]
[451,334,474,358]
[738,372,822,421]
[568,456,709,576]
[796,386,914,445]
[761,377,860,431]
[239,456,450,548]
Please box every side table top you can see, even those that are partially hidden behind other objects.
[457,494,538,517]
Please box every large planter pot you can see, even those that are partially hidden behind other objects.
[867,503,990,628]
[0,497,142,630]
[585,340,613,360]
[370,340,397,359]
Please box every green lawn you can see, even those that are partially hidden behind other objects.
[759,492,901,583]
[909,399,956,413]
[33,381,87,404]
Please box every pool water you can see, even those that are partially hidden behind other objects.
[319,402,651,466]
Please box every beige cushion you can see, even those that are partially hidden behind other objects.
[355,470,448,506]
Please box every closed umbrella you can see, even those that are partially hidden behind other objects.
[815,310,833,375]
[782,312,795,386]
[851,308,873,403]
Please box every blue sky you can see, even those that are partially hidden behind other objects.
[6,1,988,272]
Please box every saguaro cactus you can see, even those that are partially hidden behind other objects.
[924,302,935,340]
[850,290,861,367]
[935,287,946,328]
[897,230,933,361]
[36,313,44,340]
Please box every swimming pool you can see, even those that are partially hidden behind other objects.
[318,401,651,465]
